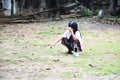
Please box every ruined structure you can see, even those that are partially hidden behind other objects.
[0,0,119,17]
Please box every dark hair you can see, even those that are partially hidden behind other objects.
[68,21,78,33]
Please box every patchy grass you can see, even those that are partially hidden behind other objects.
[0,19,120,80]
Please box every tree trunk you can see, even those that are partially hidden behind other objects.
[19,0,25,15]
[11,0,14,16]
[109,0,117,15]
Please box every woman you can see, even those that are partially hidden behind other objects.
[50,21,83,54]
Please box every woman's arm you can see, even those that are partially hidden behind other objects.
[51,35,64,47]
[67,27,77,40]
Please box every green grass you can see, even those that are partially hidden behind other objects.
[0,21,120,79]
[40,27,63,35]
[56,28,120,76]
[61,72,74,78]
[80,30,120,75]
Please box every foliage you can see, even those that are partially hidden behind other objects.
[85,9,93,16]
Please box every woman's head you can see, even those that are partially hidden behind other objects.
[68,21,78,33]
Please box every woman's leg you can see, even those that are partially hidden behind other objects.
[73,39,82,51]
[61,38,73,54]
[61,38,82,53]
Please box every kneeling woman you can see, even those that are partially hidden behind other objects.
[51,21,83,54]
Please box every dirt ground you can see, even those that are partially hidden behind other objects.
[0,18,120,80]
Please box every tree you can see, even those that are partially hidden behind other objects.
[11,0,14,16]
[19,0,25,15]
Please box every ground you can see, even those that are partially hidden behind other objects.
[0,18,120,80]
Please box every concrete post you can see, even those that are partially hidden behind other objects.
[3,0,16,16]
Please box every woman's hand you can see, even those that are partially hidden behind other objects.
[67,27,77,40]
[66,27,73,32]
[50,36,64,49]
[50,45,55,49]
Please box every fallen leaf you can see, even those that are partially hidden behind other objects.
[46,68,51,70]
